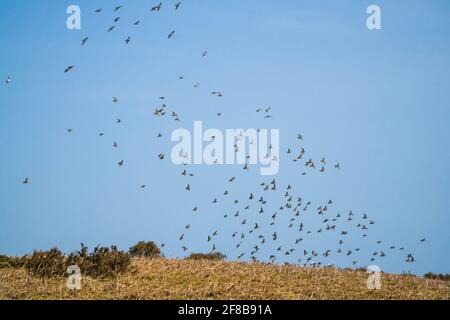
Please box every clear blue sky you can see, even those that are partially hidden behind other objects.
[0,0,449,276]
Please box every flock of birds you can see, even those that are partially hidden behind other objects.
[7,2,426,271]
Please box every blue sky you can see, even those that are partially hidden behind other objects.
[0,0,449,276]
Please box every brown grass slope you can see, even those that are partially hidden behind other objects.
[0,258,449,300]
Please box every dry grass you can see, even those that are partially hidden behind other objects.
[0,258,448,300]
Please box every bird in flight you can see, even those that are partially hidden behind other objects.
[114,5,122,12]
[151,3,162,12]
[133,20,140,26]
[95,8,102,13]
[108,26,116,32]
[175,2,182,10]
[22,177,30,185]
[202,51,208,57]
[112,97,119,103]
[64,66,75,73]
[117,160,124,167]
[168,30,176,39]
[5,76,11,84]
[125,36,131,45]
[81,37,88,46]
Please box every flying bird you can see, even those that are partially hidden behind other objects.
[168,30,176,39]
[64,66,75,73]
[151,3,162,12]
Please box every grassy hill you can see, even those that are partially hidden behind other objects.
[1,258,448,300]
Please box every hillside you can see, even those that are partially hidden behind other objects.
[0,258,448,300]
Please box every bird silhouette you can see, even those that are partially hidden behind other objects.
[64,66,75,73]
[168,30,176,39]
[151,3,162,12]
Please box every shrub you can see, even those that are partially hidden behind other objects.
[24,248,67,278]
[187,252,226,261]
[129,241,161,258]
[23,244,131,279]
[0,254,26,269]
[424,272,450,281]
[68,244,131,278]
